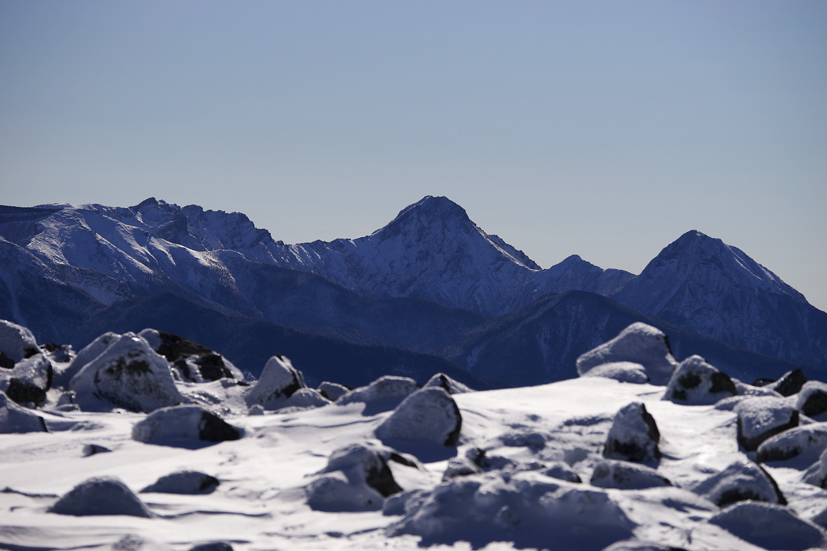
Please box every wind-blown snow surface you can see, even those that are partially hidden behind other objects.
[3,328,827,550]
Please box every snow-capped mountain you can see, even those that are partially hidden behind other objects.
[612,230,827,370]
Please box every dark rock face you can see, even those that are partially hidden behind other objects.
[48,477,152,518]
[199,410,241,442]
[736,397,800,452]
[154,330,234,382]
[189,544,234,551]
[5,377,46,406]
[140,471,219,494]
[773,369,808,397]
[603,402,660,463]
[663,355,736,405]
[692,460,785,507]
[0,350,13,369]
[0,353,53,406]
[82,444,111,457]
[797,382,827,417]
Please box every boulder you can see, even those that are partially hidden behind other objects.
[0,353,52,406]
[423,372,473,394]
[691,460,785,506]
[82,444,111,457]
[801,447,827,488]
[49,476,152,518]
[708,501,826,551]
[132,405,241,444]
[318,381,350,401]
[189,544,233,551]
[772,368,808,397]
[306,443,407,512]
[579,362,649,384]
[796,381,827,417]
[603,402,660,463]
[282,388,330,410]
[757,424,827,463]
[337,375,419,406]
[0,320,40,364]
[542,462,582,483]
[245,355,306,409]
[735,397,799,451]
[0,392,47,433]
[140,471,219,494]
[663,355,736,405]
[69,333,184,413]
[375,387,462,446]
[139,329,242,382]
[590,459,671,490]
[576,323,678,385]
[55,332,120,387]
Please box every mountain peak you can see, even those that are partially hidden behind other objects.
[376,196,473,240]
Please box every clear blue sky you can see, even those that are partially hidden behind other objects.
[2,1,826,310]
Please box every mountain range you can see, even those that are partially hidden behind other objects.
[0,196,824,385]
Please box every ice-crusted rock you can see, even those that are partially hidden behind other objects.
[318,381,350,401]
[0,353,52,406]
[139,329,242,382]
[708,501,826,551]
[140,471,219,494]
[772,368,808,397]
[337,375,419,406]
[735,397,799,451]
[543,462,582,483]
[306,443,410,512]
[796,381,827,417]
[49,476,152,518]
[733,378,783,398]
[423,372,472,394]
[245,355,306,409]
[579,362,648,384]
[576,323,678,385]
[375,387,462,446]
[590,459,671,490]
[603,402,660,463]
[69,333,184,413]
[388,472,634,549]
[757,423,827,463]
[55,332,120,386]
[0,320,40,364]
[442,457,482,481]
[663,355,736,405]
[132,405,241,444]
[0,392,47,433]
[691,460,785,506]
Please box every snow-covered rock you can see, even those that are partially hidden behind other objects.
[542,462,582,483]
[132,405,241,444]
[579,362,648,384]
[662,355,736,405]
[189,543,234,551]
[603,402,660,463]
[0,391,47,433]
[735,396,799,451]
[140,329,242,382]
[140,471,219,494]
[589,459,671,490]
[423,372,472,394]
[691,460,785,506]
[708,501,826,551]
[282,388,330,410]
[757,423,827,463]
[801,447,827,488]
[55,332,120,387]
[796,381,827,417]
[318,381,350,401]
[245,355,306,409]
[576,323,677,385]
[375,387,462,446]
[0,352,52,406]
[772,368,808,397]
[0,319,40,364]
[337,376,419,406]
[69,333,185,412]
[49,476,152,518]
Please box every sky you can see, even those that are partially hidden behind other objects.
[1,1,825,311]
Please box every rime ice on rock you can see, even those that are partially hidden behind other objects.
[691,460,785,506]
[423,372,472,394]
[735,397,799,451]
[579,362,649,384]
[141,471,219,494]
[139,328,242,382]
[68,333,184,412]
[0,392,47,433]
[603,402,660,463]
[0,353,52,406]
[318,381,350,401]
[0,319,40,365]
[55,332,120,387]
[49,476,152,518]
[708,501,826,551]
[132,405,241,444]
[796,381,827,417]
[589,459,671,489]
[337,375,419,406]
[245,355,306,409]
[757,424,827,463]
[375,387,462,446]
[663,355,736,405]
[576,323,677,385]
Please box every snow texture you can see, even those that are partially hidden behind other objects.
[576,323,677,385]
[735,397,799,451]
[663,355,737,405]
[375,387,462,446]
[49,476,152,518]
[691,460,785,506]
[69,333,185,412]
[603,401,661,463]
[590,459,672,490]
[708,501,826,550]
[132,405,241,444]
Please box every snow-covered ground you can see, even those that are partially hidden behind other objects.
[2,322,827,551]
